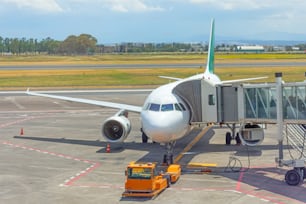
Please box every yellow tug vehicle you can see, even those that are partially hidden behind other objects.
[122,162,181,198]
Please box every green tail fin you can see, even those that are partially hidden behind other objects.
[205,19,215,74]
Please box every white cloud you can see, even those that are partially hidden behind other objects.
[1,0,63,13]
[189,0,271,10]
[103,0,164,13]
[55,0,165,13]
[188,0,306,11]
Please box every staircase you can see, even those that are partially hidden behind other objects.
[285,124,306,159]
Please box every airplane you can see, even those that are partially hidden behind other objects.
[27,19,266,164]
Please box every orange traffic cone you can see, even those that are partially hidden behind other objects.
[106,144,111,153]
[20,128,24,136]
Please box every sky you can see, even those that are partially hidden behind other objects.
[0,0,306,44]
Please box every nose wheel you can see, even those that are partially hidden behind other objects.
[163,141,176,165]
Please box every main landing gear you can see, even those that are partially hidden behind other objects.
[141,128,148,143]
[225,124,241,145]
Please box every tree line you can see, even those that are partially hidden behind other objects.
[1,33,305,55]
[0,35,208,55]
[0,34,97,55]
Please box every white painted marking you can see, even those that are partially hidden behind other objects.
[182,188,193,191]
[224,190,242,194]
[247,194,255,198]
[99,186,110,189]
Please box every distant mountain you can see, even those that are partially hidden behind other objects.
[217,32,306,46]
[187,32,306,46]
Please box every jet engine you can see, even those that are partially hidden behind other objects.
[102,110,131,143]
[238,123,264,146]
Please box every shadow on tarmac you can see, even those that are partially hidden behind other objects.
[14,127,306,203]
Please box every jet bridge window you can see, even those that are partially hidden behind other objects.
[161,104,174,111]
[208,94,215,106]
[149,103,160,111]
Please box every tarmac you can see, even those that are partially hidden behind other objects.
[0,91,305,204]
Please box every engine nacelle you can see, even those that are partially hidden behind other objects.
[102,110,131,143]
[238,124,264,146]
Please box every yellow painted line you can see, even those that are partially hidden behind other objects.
[188,162,217,167]
[174,126,212,164]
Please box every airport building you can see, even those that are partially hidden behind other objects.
[236,45,265,53]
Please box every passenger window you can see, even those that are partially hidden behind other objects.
[175,103,182,111]
[179,103,186,111]
[149,103,160,111]
[161,104,174,111]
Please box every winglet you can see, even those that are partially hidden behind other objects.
[26,88,30,93]
[205,19,215,75]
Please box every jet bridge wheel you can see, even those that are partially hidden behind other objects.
[285,168,304,186]
[225,132,231,145]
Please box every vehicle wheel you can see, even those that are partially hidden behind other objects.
[225,132,231,145]
[142,133,148,143]
[163,155,167,164]
[285,169,301,186]
[166,176,171,188]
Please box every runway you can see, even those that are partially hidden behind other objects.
[1,61,306,70]
[0,91,305,204]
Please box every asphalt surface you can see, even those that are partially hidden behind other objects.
[0,91,305,204]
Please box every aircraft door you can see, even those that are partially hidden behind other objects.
[201,80,217,123]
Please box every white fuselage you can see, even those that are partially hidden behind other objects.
[140,72,220,143]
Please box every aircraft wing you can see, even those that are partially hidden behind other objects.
[26,89,143,113]
[220,76,268,84]
[159,76,182,81]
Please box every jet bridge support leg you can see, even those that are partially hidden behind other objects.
[274,72,305,185]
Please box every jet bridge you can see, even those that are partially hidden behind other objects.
[174,72,306,185]
[174,73,306,123]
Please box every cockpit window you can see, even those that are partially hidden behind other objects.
[174,103,182,111]
[161,104,174,111]
[149,103,160,111]
[179,103,186,111]
[144,103,150,110]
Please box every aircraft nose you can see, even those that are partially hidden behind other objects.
[141,111,189,143]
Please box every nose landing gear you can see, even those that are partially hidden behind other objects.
[163,141,176,165]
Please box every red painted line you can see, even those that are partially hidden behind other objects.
[1,141,101,187]
[0,114,55,129]
[236,168,245,191]
[64,162,101,186]
[236,167,306,204]
[0,117,34,128]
